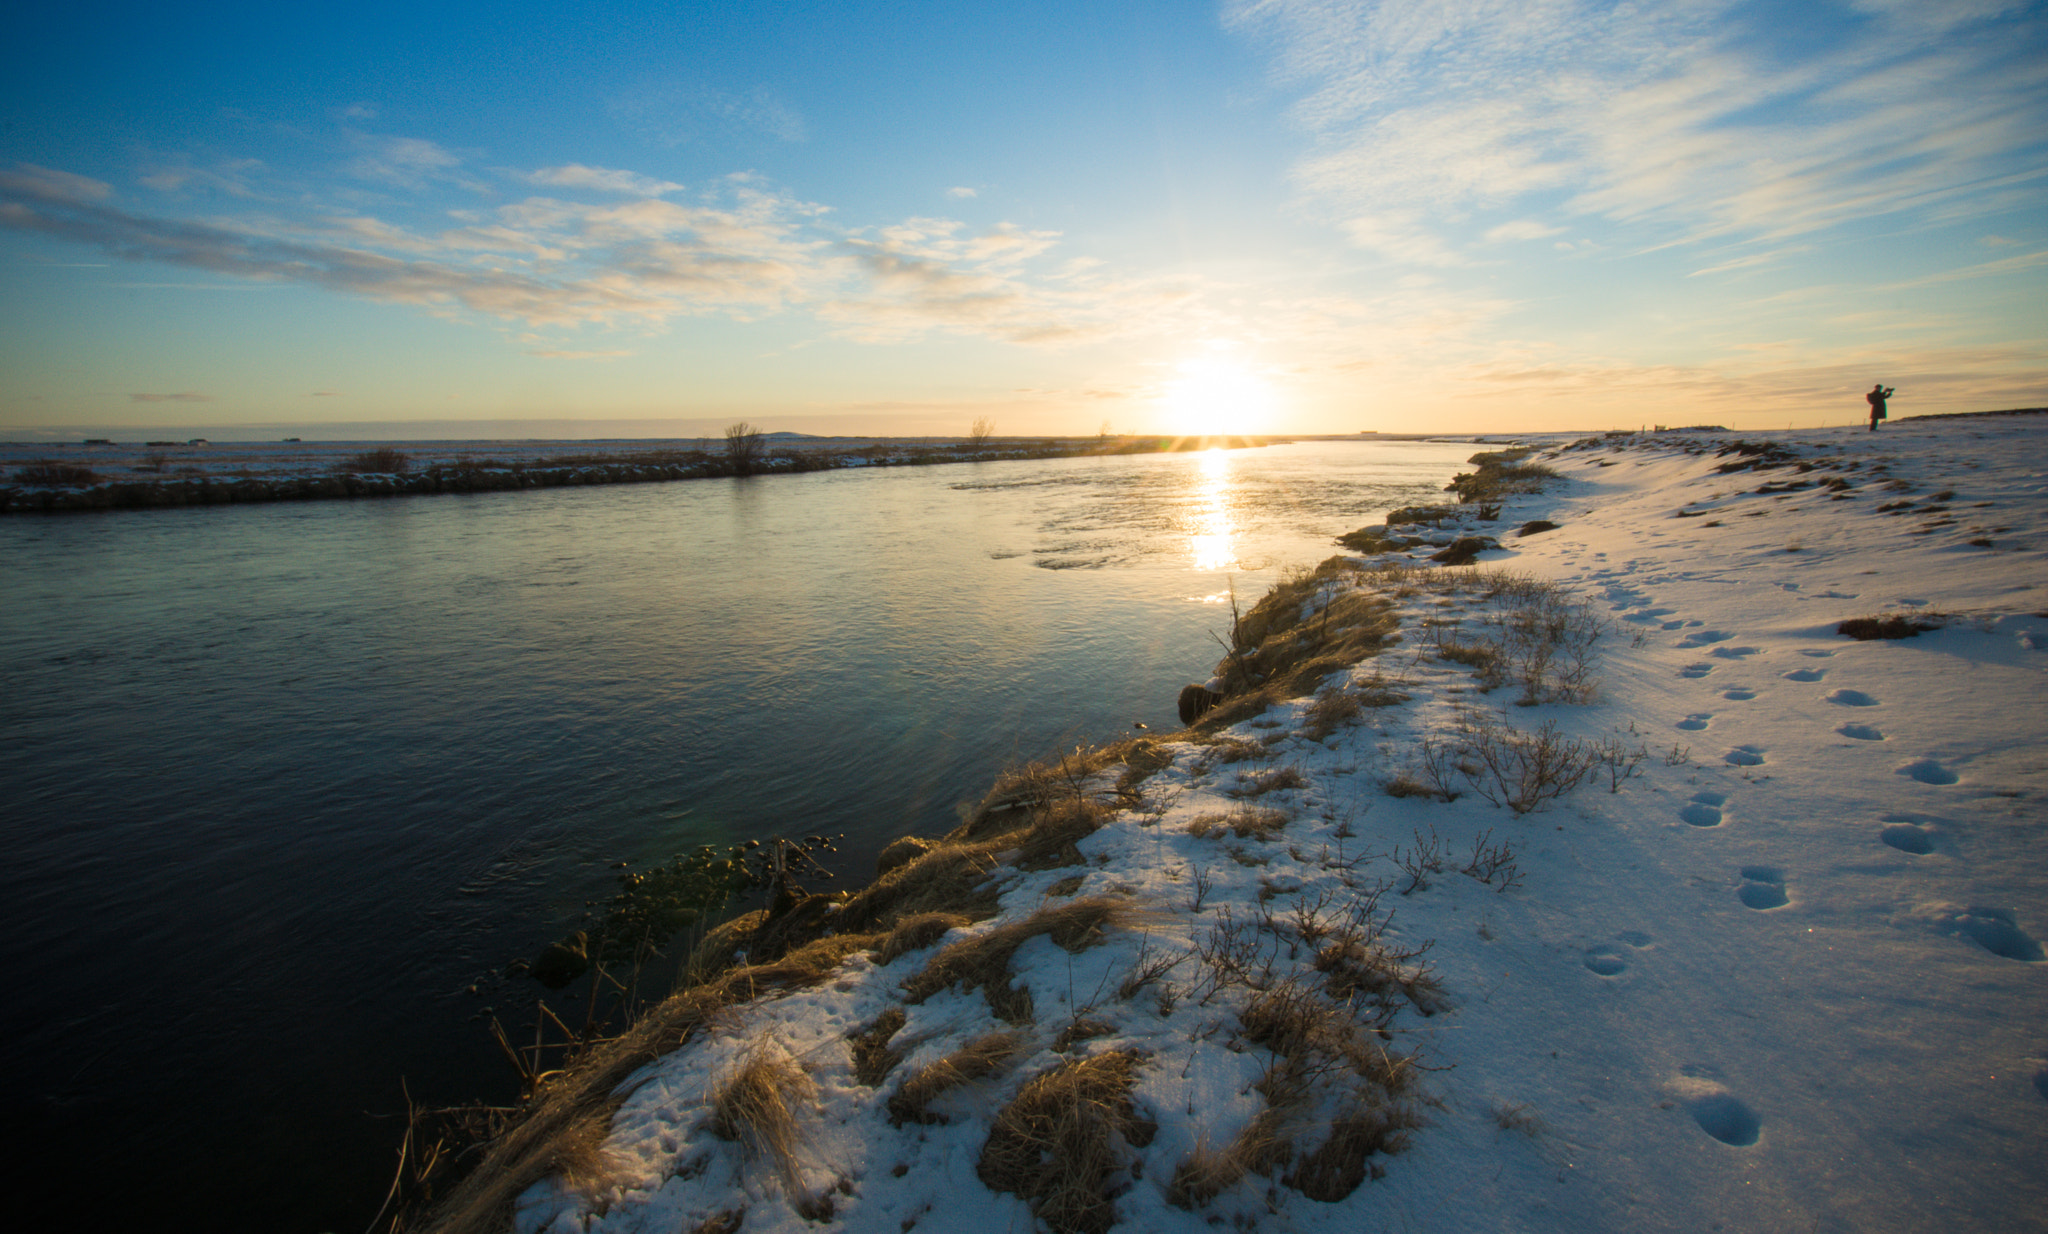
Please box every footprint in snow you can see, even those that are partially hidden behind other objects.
[1680,791,1725,827]
[1737,866,1788,910]
[1679,663,1715,679]
[1945,907,2045,962]
[1661,619,1688,630]
[1827,688,1880,707]
[1880,823,1934,855]
[1678,629,1733,647]
[1676,713,1712,731]
[1722,687,1757,701]
[1798,649,1835,658]
[1897,758,1959,785]
[1709,645,1760,660]
[1724,745,1767,766]
[1838,723,1885,741]
[1583,944,1629,976]
[1685,1089,1763,1147]
[1781,667,1825,682]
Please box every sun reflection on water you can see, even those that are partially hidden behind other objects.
[1189,447,1237,571]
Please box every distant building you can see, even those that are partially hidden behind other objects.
[82,438,113,445]
[187,438,209,446]
[282,437,301,442]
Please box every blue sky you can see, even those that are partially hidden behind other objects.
[2,0,2043,439]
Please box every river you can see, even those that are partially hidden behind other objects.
[0,437,1473,1231]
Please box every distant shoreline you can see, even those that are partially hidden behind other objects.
[0,434,1288,514]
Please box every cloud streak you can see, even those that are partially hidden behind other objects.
[0,155,1195,350]
[1229,0,2048,261]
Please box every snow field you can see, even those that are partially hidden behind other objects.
[509,417,2047,1234]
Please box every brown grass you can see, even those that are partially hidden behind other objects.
[1225,765,1309,799]
[903,896,1137,1023]
[872,911,973,966]
[1200,558,1400,729]
[886,1031,1024,1125]
[848,1008,908,1087]
[977,1050,1157,1234]
[1283,1099,1421,1200]
[414,932,878,1234]
[1165,1106,1293,1208]
[1186,807,1290,841]
[341,446,412,474]
[1302,687,1364,739]
[708,1038,817,1200]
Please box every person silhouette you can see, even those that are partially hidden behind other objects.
[1866,383,1894,431]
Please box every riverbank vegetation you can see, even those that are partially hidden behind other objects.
[374,477,1659,1233]
[0,434,1284,513]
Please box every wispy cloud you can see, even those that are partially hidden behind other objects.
[0,156,1190,349]
[1229,0,2048,262]
[946,186,978,199]
[525,165,686,197]
[130,391,211,403]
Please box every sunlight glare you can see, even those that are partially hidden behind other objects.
[1188,446,1237,571]
[1159,353,1277,438]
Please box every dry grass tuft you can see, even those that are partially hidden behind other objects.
[1200,736,1273,766]
[1200,558,1400,730]
[848,1008,908,1087]
[886,1031,1024,1125]
[834,837,1008,934]
[1226,764,1309,799]
[1282,1099,1421,1200]
[415,932,877,1234]
[1165,1106,1294,1208]
[1013,797,1113,871]
[872,912,972,966]
[709,1039,817,1201]
[977,1050,1157,1234]
[1051,1017,1117,1053]
[1302,688,1364,739]
[904,897,1136,1023]
[1186,807,1290,841]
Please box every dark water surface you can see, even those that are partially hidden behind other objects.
[0,439,1471,1231]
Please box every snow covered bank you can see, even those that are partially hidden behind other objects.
[433,415,2047,1234]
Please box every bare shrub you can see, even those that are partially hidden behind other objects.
[1465,720,1598,814]
[1459,830,1521,891]
[1390,826,1447,895]
[723,422,765,476]
[977,1050,1156,1234]
[341,447,411,474]
[13,460,101,485]
[967,416,996,448]
[1595,738,1649,792]
[887,1031,1023,1125]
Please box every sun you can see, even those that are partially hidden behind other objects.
[1158,353,1278,438]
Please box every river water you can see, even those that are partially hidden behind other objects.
[0,438,1473,1231]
